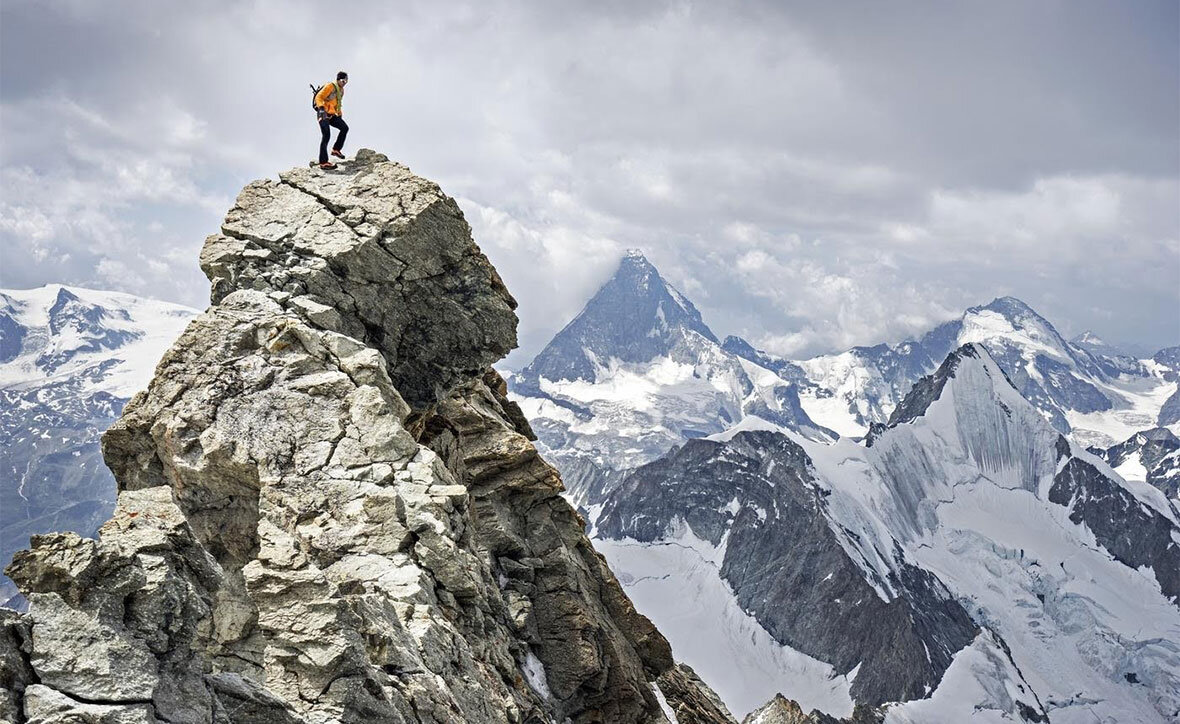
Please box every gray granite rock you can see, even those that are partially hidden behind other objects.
[199,148,518,412]
[740,695,883,724]
[2,153,727,724]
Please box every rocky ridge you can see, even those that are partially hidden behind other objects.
[1,151,730,724]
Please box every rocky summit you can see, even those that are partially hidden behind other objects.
[0,150,729,724]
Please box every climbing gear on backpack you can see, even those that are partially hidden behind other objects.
[311,81,344,117]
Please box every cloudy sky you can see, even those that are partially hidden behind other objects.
[2,0,1177,365]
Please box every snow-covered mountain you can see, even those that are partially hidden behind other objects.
[595,343,1180,722]
[0,285,198,605]
[509,250,1176,523]
[1069,330,1145,376]
[1153,346,1180,429]
[510,251,1176,517]
[734,297,1177,448]
[509,251,832,509]
[1089,427,1180,504]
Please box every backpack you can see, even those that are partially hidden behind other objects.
[309,83,323,111]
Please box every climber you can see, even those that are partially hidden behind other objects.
[314,71,349,169]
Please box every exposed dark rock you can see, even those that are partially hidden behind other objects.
[598,430,978,707]
[1049,451,1180,602]
[886,344,983,427]
[0,308,24,363]
[656,663,738,724]
[1089,427,1180,501]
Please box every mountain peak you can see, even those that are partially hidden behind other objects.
[50,285,79,305]
[974,295,1041,321]
[721,335,756,356]
[960,296,1072,355]
[521,251,718,382]
[609,249,662,286]
[1073,330,1105,346]
[884,343,988,428]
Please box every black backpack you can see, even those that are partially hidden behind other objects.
[309,84,323,111]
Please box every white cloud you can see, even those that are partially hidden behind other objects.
[1,0,1176,359]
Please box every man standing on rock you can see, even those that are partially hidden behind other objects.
[314,71,349,169]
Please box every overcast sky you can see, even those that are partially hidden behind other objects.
[2,0,1177,365]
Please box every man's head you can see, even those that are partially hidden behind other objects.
[337,71,349,86]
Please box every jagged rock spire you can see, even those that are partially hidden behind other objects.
[200,148,518,411]
[2,151,728,724]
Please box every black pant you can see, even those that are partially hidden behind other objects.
[318,115,349,163]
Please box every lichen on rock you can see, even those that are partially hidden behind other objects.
[2,151,729,724]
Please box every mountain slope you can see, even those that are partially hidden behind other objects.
[0,285,198,605]
[1152,346,1180,428]
[595,343,1180,722]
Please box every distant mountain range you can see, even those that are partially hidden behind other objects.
[0,285,198,605]
[759,298,1175,448]
[508,251,1179,510]
[505,250,1180,721]
[509,250,834,509]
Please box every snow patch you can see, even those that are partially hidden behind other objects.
[521,650,552,701]
[595,529,855,719]
[652,682,679,723]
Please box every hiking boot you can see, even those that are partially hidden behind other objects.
[318,162,337,170]
[330,149,345,159]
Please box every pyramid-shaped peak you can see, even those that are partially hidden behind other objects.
[613,249,659,276]
[611,249,661,285]
[884,343,989,428]
[520,250,718,382]
[608,250,702,317]
[52,286,80,304]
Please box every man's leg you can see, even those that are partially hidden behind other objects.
[331,116,349,152]
[318,118,332,164]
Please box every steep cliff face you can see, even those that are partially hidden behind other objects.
[597,430,979,710]
[2,151,729,724]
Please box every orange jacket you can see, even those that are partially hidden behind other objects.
[314,81,344,116]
